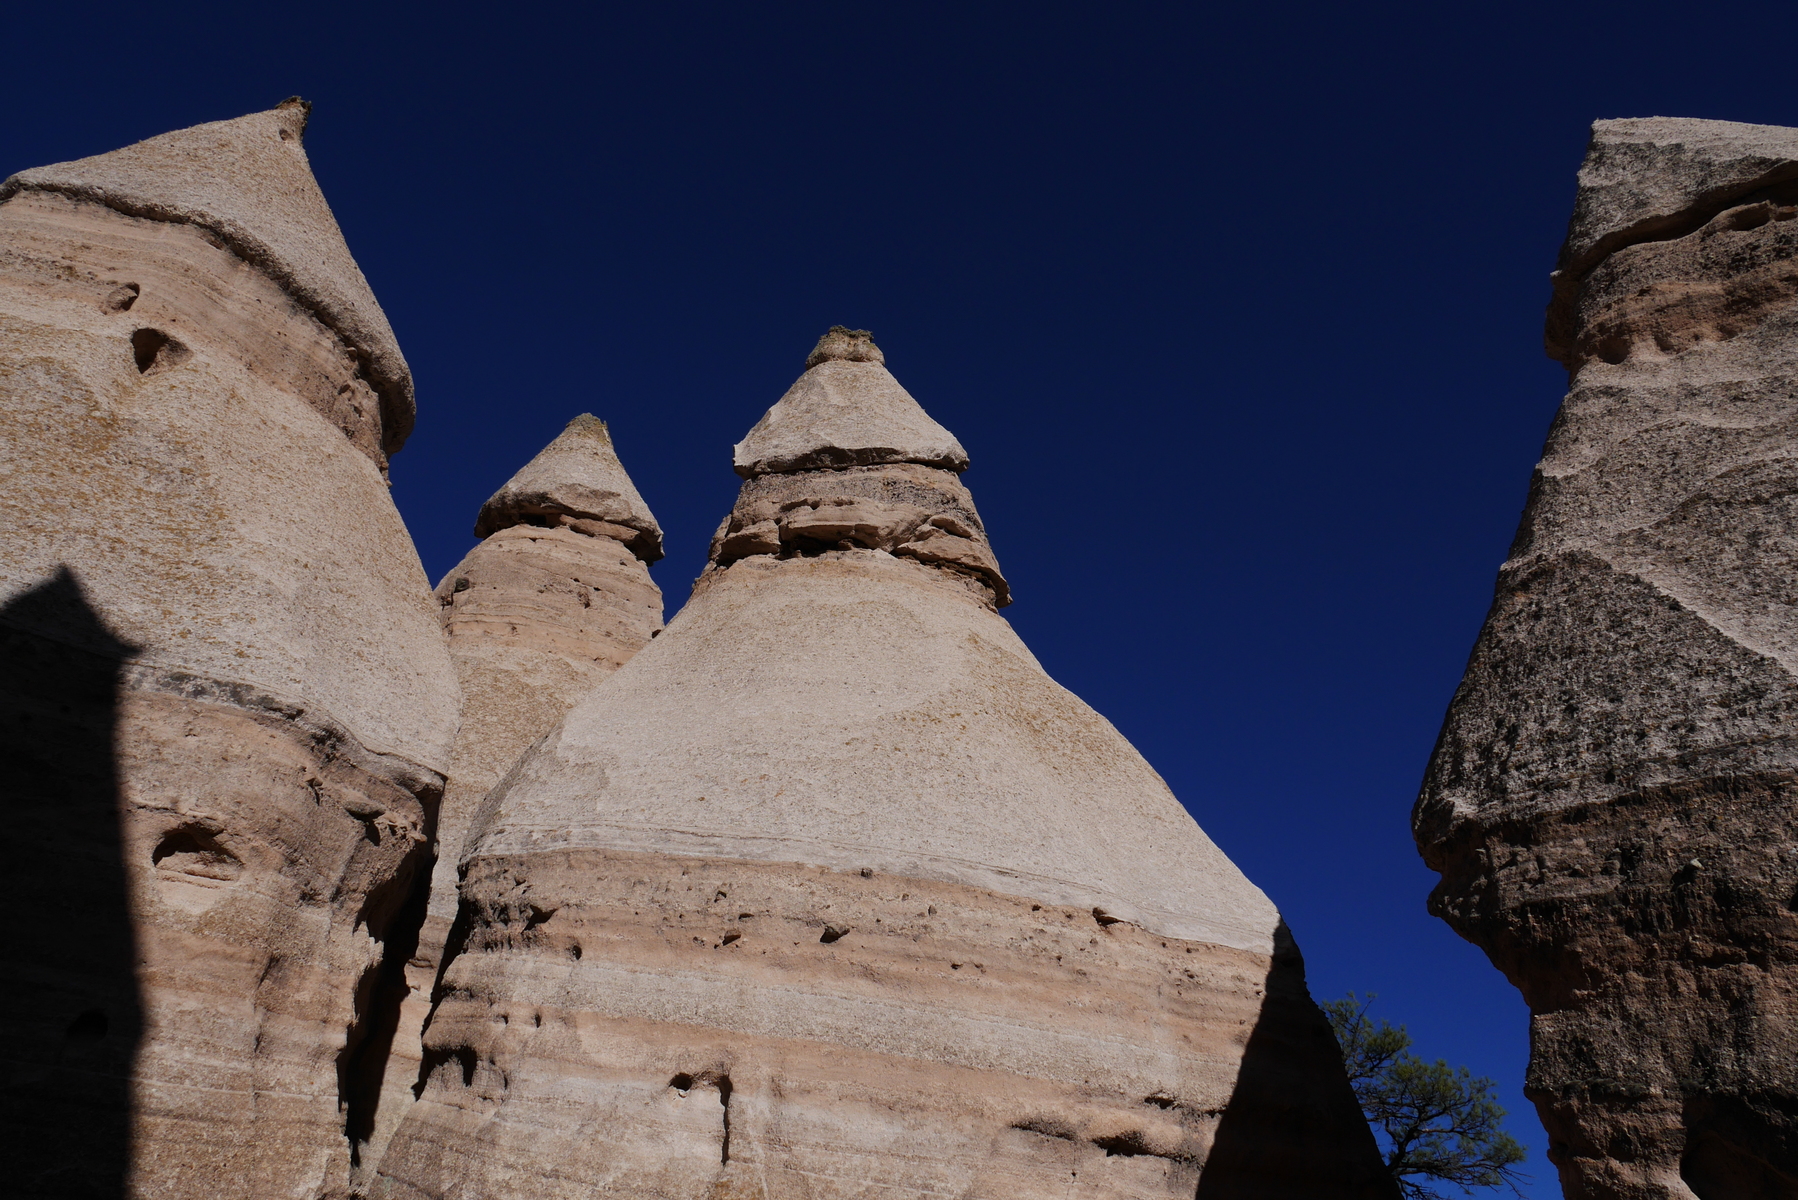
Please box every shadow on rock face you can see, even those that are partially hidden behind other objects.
[1197,921,1398,1200]
[0,568,143,1199]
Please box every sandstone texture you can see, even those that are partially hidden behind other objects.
[380,333,1391,1199]
[1416,116,1798,1199]
[360,418,664,1180]
[0,103,458,1198]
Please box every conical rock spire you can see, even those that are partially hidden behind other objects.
[733,327,969,478]
[475,414,663,560]
[0,98,416,449]
[381,331,1388,1199]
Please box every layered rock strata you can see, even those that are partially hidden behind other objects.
[378,329,1391,1200]
[0,102,458,1198]
[1416,117,1798,1200]
[360,416,664,1179]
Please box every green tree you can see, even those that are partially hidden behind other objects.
[1322,993,1528,1200]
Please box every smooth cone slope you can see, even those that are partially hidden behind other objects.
[381,331,1390,1200]
[474,413,664,558]
[0,97,416,448]
[472,548,1275,946]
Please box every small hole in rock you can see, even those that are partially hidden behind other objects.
[1093,1131,1152,1157]
[669,1072,696,1092]
[131,328,188,374]
[721,932,741,945]
[103,283,140,313]
[819,924,849,944]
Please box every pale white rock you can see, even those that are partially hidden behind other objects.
[470,550,1275,949]
[732,338,969,478]
[475,413,664,559]
[360,434,664,1182]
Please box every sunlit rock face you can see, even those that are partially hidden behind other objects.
[1417,117,1798,1200]
[360,415,664,1182]
[379,329,1392,1200]
[0,102,458,1198]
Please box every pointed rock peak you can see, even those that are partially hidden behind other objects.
[805,325,886,368]
[475,414,663,561]
[0,99,416,452]
[733,328,969,479]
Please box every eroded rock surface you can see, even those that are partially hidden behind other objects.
[1417,117,1798,1199]
[380,332,1390,1200]
[0,102,457,1198]
[360,417,664,1180]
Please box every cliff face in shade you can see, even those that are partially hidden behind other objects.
[0,104,458,1199]
[1416,116,1798,1200]
[378,332,1392,1200]
[359,417,664,1183]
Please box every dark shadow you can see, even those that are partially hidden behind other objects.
[337,843,435,1162]
[0,568,143,1198]
[1196,921,1399,1200]
[1682,1093,1798,1200]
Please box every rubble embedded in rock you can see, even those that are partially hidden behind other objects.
[0,103,458,1198]
[380,331,1391,1200]
[1417,116,1798,1199]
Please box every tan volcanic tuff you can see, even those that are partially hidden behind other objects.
[360,417,664,1183]
[1417,116,1798,1200]
[0,102,457,1199]
[378,332,1393,1200]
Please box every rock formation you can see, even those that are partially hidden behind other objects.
[1416,118,1798,1199]
[378,328,1391,1200]
[360,416,664,1179]
[0,102,459,1198]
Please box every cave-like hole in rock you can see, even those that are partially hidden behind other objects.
[152,825,242,881]
[130,328,187,374]
[1093,1131,1152,1157]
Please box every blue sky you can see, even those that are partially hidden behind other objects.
[7,4,1793,1193]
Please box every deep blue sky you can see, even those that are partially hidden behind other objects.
[7,4,1794,1192]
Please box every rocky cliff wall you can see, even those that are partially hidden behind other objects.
[1416,117,1798,1200]
[0,103,458,1199]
